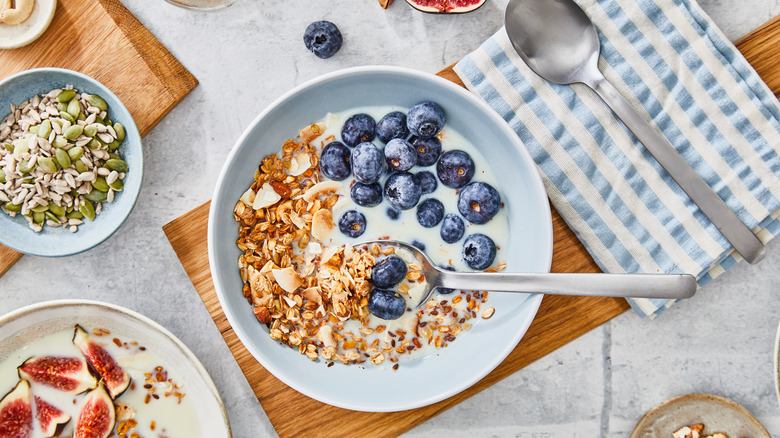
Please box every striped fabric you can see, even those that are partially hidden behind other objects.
[454,0,780,318]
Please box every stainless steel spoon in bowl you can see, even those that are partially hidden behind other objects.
[358,240,697,307]
[504,0,765,264]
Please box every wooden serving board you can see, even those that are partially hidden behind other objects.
[0,0,197,274]
[163,16,780,438]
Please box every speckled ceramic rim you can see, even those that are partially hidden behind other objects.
[209,65,553,411]
[0,299,232,436]
[629,393,771,438]
[0,0,56,50]
[0,67,143,257]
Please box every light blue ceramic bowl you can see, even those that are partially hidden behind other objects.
[208,66,553,412]
[0,68,143,257]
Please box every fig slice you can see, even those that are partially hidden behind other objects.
[34,396,70,437]
[0,380,33,438]
[72,325,130,399]
[18,356,97,394]
[405,0,485,13]
[74,383,115,438]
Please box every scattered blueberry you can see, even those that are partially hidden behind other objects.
[462,233,497,270]
[371,255,407,288]
[458,182,501,225]
[338,210,367,238]
[436,266,456,295]
[351,142,384,184]
[410,136,442,167]
[386,208,400,220]
[412,240,426,252]
[415,170,438,195]
[376,111,409,143]
[368,289,407,320]
[416,198,444,228]
[341,114,376,147]
[384,138,417,172]
[436,150,475,188]
[407,101,445,139]
[384,172,422,210]
[319,141,351,180]
[440,213,465,243]
[303,21,343,59]
[350,182,383,207]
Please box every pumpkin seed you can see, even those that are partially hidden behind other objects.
[54,148,71,168]
[3,202,22,213]
[67,146,84,161]
[105,158,128,172]
[3,142,12,152]
[57,89,76,103]
[66,211,83,219]
[37,157,57,174]
[30,204,48,213]
[84,124,98,138]
[79,200,96,220]
[29,125,39,135]
[44,211,60,222]
[48,202,66,217]
[32,211,45,225]
[37,120,51,139]
[85,190,107,203]
[18,160,35,174]
[108,178,123,192]
[114,123,126,142]
[0,169,5,184]
[59,111,75,124]
[75,160,89,174]
[64,125,83,140]
[57,102,68,113]
[52,135,68,149]
[66,99,81,119]
[88,94,108,111]
[92,176,109,192]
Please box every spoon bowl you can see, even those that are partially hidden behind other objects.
[358,239,697,307]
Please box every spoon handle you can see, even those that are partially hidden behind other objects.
[438,271,696,299]
[587,74,765,264]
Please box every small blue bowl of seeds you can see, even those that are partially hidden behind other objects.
[0,68,143,257]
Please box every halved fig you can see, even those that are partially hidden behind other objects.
[72,325,130,399]
[74,383,115,438]
[18,356,97,394]
[34,396,70,437]
[405,0,485,13]
[0,380,32,438]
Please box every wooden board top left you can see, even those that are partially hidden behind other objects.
[0,0,198,274]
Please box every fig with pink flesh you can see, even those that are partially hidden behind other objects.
[0,380,32,438]
[405,0,485,13]
[72,325,130,399]
[34,396,70,437]
[74,383,115,438]
[18,356,97,394]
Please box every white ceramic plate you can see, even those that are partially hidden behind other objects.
[0,300,231,437]
[0,0,56,49]
[630,393,770,438]
[209,66,553,411]
[774,321,780,409]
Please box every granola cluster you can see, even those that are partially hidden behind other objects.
[234,122,497,366]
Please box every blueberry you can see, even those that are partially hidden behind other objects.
[351,142,384,184]
[384,172,421,210]
[338,210,367,238]
[462,234,497,270]
[436,150,475,188]
[350,182,383,207]
[416,198,444,228]
[410,136,442,167]
[440,213,465,243]
[368,289,407,320]
[319,141,351,181]
[371,255,407,288]
[386,208,400,220]
[407,101,445,139]
[415,170,438,194]
[458,182,501,225]
[341,114,376,147]
[412,240,426,252]
[384,138,417,172]
[436,266,456,295]
[303,21,343,59]
[376,111,409,143]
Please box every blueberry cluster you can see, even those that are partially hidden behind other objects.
[318,102,505,318]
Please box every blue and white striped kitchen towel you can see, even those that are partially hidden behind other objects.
[454,0,780,318]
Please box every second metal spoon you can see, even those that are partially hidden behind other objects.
[504,0,764,264]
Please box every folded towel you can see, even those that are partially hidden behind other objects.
[454,0,780,318]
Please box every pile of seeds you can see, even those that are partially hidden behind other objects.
[0,86,129,232]
[234,123,499,366]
